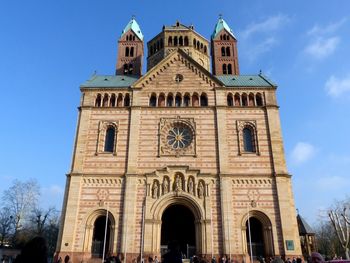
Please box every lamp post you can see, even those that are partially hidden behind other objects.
[247,199,256,263]
[102,202,109,263]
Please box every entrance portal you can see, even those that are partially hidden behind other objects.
[91,216,111,258]
[246,217,265,259]
[161,204,196,258]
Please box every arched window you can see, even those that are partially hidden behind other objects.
[95,94,101,107]
[204,46,207,54]
[243,127,255,152]
[242,93,248,106]
[228,64,232,74]
[123,64,128,75]
[234,93,241,106]
[157,41,160,51]
[158,94,165,107]
[133,35,135,41]
[221,47,226,56]
[226,47,231,56]
[193,38,196,47]
[200,93,208,106]
[174,36,178,46]
[149,94,157,107]
[184,36,189,46]
[102,94,108,107]
[179,36,183,46]
[125,47,130,57]
[130,47,134,57]
[153,43,157,52]
[220,35,223,40]
[110,94,116,107]
[200,43,203,50]
[256,93,263,106]
[227,94,233,106]
[223,35,227,41]
[183,94,190,106]
[227,35,230,40]
[175,94,182,107]
[126,35,129,41]
[160,39,163,49]
[124,94,130,106]
[196,41,200,50]
[249,93,255,106]
[167,94,173,107]
[223,64,227,74]
[168,36,173,46]
[104,126,116,152]
[150,46,154,55]
[117,94,123,107]
[192,94,199,106]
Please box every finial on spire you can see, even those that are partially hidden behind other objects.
[219,14,223,19]
[296,208,300,215]
[259,69,262,75]
[131,14,136,20]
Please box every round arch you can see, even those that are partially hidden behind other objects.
[145,191,207,257]
[82,209,116,259]
[241,210,274,259]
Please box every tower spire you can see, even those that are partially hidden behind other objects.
[116,18,144,76]
[211,18,239,75]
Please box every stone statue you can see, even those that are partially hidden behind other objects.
[152,182,158,199]
[163,179,169,194]
[198,182,204,198]
[175,176,181,191]
[188,178,194,194]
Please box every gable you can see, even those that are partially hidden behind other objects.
[132,49,224,90]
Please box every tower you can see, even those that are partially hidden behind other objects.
[56,18,302,263]
[116,17,144,76]
[211,17,239,75]
[147,21,210,71]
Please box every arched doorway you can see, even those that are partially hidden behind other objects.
[246,217,265,259]
[161,204,196,258]
[91,216,111,258]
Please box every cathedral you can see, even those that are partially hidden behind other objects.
[55,17,302,263]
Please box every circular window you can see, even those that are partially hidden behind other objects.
[174,74,184,83]
[167,124,193,149]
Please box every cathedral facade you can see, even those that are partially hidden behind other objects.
[56,18,302,263]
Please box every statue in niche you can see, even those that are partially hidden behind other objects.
[163,178,169,194]
[198,182,204,198]
[188,178,194,195]
[152,182,158,199]
[174,175,182,191]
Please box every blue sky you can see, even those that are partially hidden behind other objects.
[0,0,349,226]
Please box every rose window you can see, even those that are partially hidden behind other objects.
[167,125,193,149]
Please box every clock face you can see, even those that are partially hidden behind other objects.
[167,125,192,149]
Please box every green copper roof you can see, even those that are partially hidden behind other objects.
[121,18,144,40]
[216,74,277,87]
[80,75,139,88]
[212,18,236,39]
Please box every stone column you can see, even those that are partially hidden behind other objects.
[265,104,302,257]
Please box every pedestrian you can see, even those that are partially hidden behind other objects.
[154,256,159,263]
[311,252,325,263]
[212,256,217,263]
[162,241,182,263]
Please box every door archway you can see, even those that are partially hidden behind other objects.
[92,216,111,258]
[161,204,196,258]
[243,211,274,260]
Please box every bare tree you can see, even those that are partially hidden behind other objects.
[329,200,350,259]
[2,179,40,244]
[30,207,57,235]
[0,207,14,246]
